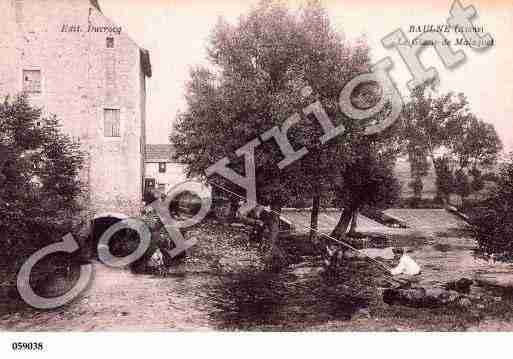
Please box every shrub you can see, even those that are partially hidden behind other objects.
[0,95,86,270]
[473,154,513,255]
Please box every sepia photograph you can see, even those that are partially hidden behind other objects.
[1,0,513,356]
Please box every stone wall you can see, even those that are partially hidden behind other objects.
[0,0,148,218]
[144,162,211,198]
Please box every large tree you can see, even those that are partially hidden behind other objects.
[474,153,513,254]
[402,83,502,205]
[0,95,85,264]
[171,1,401,267]
[328,132,401,239]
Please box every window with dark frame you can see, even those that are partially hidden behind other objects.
[159,162,167,173]
[145,178,156,190]
[104,109,120,138]
[23,70,42,93]
[106,37,114,48]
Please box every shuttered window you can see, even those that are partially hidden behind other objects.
[145,178,156,190]
[104,109,120,137]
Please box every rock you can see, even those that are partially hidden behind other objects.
[383,287,465,308]
[425,288,460,303]
[383,288,426,306]
[445,278,473,294]
[475,274,513,290]
[359,247,395,260]
[425,288,447,299]
[291,266,323,277]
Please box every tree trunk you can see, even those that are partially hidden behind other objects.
[265,202,286,272]
[309,194,321,242]
[348,208,359,236]
[330,202,360,240]
[330,207,352,239]
[443,193,450,206]
[228,197,239,221]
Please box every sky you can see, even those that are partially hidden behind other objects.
[99,0,513,152]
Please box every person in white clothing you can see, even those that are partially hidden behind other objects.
[390,248,421,276]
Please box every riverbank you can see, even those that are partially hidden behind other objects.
[2,220,513,331]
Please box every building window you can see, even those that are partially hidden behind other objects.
[104,109,120,137]
[106,37,114,48]
[145,178,156,190]
[159,162,167,173]
[23,70,41,93]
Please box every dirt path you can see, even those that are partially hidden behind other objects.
[0,222,253,331]
[3,219,513,331]
[1,262,218,331]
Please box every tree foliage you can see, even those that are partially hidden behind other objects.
[402,82,502,204]
[0,96,85,262]
[330,134,400,237]
[474,154,513,255]
[171,1,401,264]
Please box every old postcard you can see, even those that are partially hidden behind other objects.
[1,0,513,356]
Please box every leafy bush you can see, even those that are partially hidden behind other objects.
[473,154,513,255]
[0,96,86,269]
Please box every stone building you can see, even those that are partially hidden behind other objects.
[144,144,182,195]
[144,144,211,199]
[0,0,152,217]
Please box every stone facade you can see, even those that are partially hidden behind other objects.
[145,162,189,195]
[144,144,211,198]
[0,0,151,217]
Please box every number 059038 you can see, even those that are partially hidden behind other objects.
[11,342,44,351]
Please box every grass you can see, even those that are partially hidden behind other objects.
[200,222,513,331]
[4,219,513,331]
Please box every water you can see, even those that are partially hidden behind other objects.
[3,221,513,331]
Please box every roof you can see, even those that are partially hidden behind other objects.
[140,49,152,78]
[92,1,152,78]
[90,0,101,12]
[145,144,176,163]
